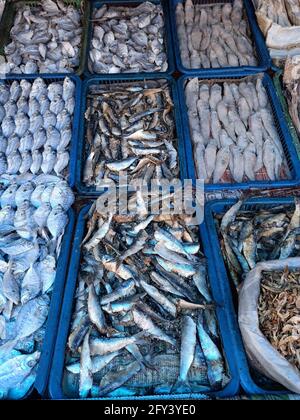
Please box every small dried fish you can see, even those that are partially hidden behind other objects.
[217,198,300,288]
[0,0,83,74]
[83,80,179,188]
[89,2,168,74]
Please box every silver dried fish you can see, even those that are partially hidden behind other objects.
[1,1,83,74]
[89,2,168,74]
[0,177,74,399]
[62,191,227,399]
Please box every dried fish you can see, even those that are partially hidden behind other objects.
[0,177,74,399]
[0,77,75,179]
[184,75,290,184]
[63,191,228,398]
[89,2,168,74]
[283,55,300,138]
[176,0,257,69]
[0,0,83,74]
[83,80,179,188]
[217,198,300,288]
[254,0,300,65]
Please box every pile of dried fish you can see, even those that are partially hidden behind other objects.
[0,0,83,74]
[258,268,300,370]
[0,77,75,178]
[184,75,290,183]
[176,0,257,69]
[283,55,300,137]
[217,198,300,288]
[88,2,168,74]
[83,80,179,189]
[0,176,74,399]
[63,193,228,398]
[253,0,300,65]
[254,0,300,29]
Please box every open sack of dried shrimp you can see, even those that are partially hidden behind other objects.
[239,257,300,393]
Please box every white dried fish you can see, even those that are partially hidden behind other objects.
[0,177,74,400]
[185,76,290,184]
[176,0,257,69]
[89,2,168,74]
[1,1,83,74]
[283,56,300,139]
[0,77,75,178]
[255,0,300,64]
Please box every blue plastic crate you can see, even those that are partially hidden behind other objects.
[84,0,175,77]
[34,209,75,397]
[169,0,270,76]
[75,74,188,196]
[0,74,82,188]
[202,196,300,395]
[178,71,300,191]
[6,209,75,399]
[49,203,241,399]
